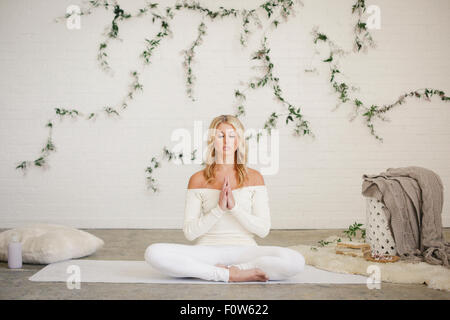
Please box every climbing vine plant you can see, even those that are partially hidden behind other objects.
[310,26,449,142]
[231,35,314,144]
[183,20,206,101]
[16,0,449,194]
[310,222,366,251]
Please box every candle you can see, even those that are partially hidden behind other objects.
[8,233,22,269]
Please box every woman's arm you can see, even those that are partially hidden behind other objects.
[228,187,271,238]
[183,190,226,241]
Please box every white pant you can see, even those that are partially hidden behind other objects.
[144,243,305,282]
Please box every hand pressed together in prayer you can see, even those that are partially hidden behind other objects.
[218,176,236,211]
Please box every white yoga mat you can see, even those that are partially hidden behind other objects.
[28,259,370,284]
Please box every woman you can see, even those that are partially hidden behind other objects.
[145,115,305,282]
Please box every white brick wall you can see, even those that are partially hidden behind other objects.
[0,0,449,229]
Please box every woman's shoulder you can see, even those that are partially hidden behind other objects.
[187,170,207,189]
[246,167,265,187]
[187,168,265,189]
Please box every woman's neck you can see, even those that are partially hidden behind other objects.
[214,164,237,177]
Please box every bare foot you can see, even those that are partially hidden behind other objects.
[228,266,269,282]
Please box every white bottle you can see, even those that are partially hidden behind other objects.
[8,233,22,269]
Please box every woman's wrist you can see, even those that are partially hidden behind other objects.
[228,200,239,213]
[211,203,227,217]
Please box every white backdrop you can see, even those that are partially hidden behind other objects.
[0,0,449,229]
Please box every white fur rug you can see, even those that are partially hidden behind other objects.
[288,236,450,291]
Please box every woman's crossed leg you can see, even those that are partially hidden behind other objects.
[144,243,305,282]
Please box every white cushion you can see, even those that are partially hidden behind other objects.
[0,223,104,264]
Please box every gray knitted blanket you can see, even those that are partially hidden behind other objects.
[362,166,449,267]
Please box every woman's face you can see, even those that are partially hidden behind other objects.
[214,122,238,160]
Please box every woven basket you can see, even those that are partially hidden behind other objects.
[365,196,398,256]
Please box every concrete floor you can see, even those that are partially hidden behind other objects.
[1,228,449,300]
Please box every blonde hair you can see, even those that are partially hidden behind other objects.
[203,114,249,188]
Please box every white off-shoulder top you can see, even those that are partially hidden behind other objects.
[183,185,271,246]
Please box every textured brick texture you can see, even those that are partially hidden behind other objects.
[0,0,449,229]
